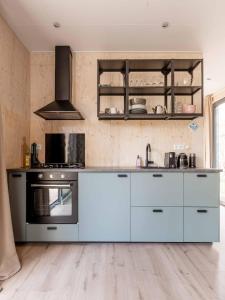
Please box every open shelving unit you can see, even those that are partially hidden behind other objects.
[97,58,203,120]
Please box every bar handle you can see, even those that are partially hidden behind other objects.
[117,174,128,178]
[12,173,22,178]
[197,174,207,178]
[197,209,208,213]
[47,226,57,230]
[153,174,163,178]
[153,209,163,213]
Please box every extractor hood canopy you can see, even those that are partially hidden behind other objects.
[34,46,84,120]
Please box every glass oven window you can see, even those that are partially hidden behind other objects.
[33,187,72,217]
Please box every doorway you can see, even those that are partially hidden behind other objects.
[213,98,225,205]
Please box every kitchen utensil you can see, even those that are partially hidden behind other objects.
[177,153,188,169]
[105,108,110,114]
[175,101,183,113]
[110,107,117,114]
[152,105,166,114]
[182,104,196,114]
[189,153,196,168]
[164,152,176,168]
[129,98,146,105]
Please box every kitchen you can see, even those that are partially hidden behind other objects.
[0,1,225,299]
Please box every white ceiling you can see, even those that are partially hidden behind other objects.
[0,0,225,95]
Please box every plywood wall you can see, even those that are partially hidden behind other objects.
[30,51,204,167]
[0,15,30,168]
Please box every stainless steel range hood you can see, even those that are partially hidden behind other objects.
[34,46,84,120]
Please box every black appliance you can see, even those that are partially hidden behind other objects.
[164,152,176,168]
[31,143,41,168]
[189,153,196,168]
[26,171,78,224]
[177,153,189,169]
[34,46,84,120]
[45,133,85,167]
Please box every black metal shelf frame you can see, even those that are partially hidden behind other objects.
[97,59,203,120]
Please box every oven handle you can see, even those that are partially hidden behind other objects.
[30,184,71,188]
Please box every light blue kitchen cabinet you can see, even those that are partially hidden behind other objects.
[184,173,220,207]
[131,172,183,206]
[8,172,26,242]
[26,224,79,242]
[131,207,183,242]
[184,207,219,242]
[79,173,130,241]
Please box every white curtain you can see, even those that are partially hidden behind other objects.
[0,106,21,280]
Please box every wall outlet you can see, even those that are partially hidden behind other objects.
[173,144,189,151]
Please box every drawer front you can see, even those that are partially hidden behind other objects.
[184,207,220,242]
[131,173,183,206]
[131,207,183,242]
[26,224,79,242]
[184,173,220,207]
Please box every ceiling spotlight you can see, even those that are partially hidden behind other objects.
[53,22,61,28]
[162,22,170,29]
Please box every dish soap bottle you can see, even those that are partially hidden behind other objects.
[136,155,141,168]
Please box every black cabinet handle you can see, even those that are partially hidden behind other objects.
[117,174,128,178]
[153,174,163,178]
[197,174,207,178]
[153,209,163,213]
[12,173,22,178]
[47,226,57,230]
[197,209,208,213]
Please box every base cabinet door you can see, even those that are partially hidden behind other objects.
[131,207,183,242]
[79,173,130,241]
[184,173,220,207]
[184,207,220,242]
[8,172,26,242]
[26,224,79,242]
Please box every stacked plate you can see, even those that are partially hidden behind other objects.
[129,98,147,114]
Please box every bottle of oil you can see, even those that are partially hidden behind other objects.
[22,138,30,168]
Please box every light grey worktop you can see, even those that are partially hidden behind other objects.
[7,167,223,173]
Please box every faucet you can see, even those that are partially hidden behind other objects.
[145,143,154,167]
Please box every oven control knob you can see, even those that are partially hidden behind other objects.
[61,174,65,179]
[49,174,53,179]
[38,173,43,179]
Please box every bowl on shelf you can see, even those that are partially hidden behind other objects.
[129,98,146,105]
[182,104,196,114]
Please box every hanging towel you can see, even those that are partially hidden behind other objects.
[0,106,21,280]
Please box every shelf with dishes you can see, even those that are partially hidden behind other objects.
[97,59,203,120]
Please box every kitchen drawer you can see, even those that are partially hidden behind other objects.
[131,172,183,206]
[131,207,183,242]
[26,224,79,242]
[184,207,220,242]
[184,173,220,207]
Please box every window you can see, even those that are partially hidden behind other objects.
[213,98,225,205]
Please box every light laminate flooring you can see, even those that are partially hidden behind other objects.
[1,207,225,300]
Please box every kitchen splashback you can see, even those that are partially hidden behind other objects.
[30,52,204,167]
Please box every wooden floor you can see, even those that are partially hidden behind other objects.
[1,208,225,300]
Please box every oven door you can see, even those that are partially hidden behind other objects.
[27,181,78,224]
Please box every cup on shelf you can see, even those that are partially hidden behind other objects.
[182,104,196,114]
[110,107,118,114]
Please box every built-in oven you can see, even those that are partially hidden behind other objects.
[26,172,78,224]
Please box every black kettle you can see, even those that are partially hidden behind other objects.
[177,153,188,169]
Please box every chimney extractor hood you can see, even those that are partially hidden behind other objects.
[34,46,84,120]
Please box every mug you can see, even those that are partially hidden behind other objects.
[110,107,117,114]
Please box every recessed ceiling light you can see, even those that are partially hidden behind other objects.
[53,22,61,28]
[162,22,170,29]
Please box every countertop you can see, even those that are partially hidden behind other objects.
[7,167,223,173]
